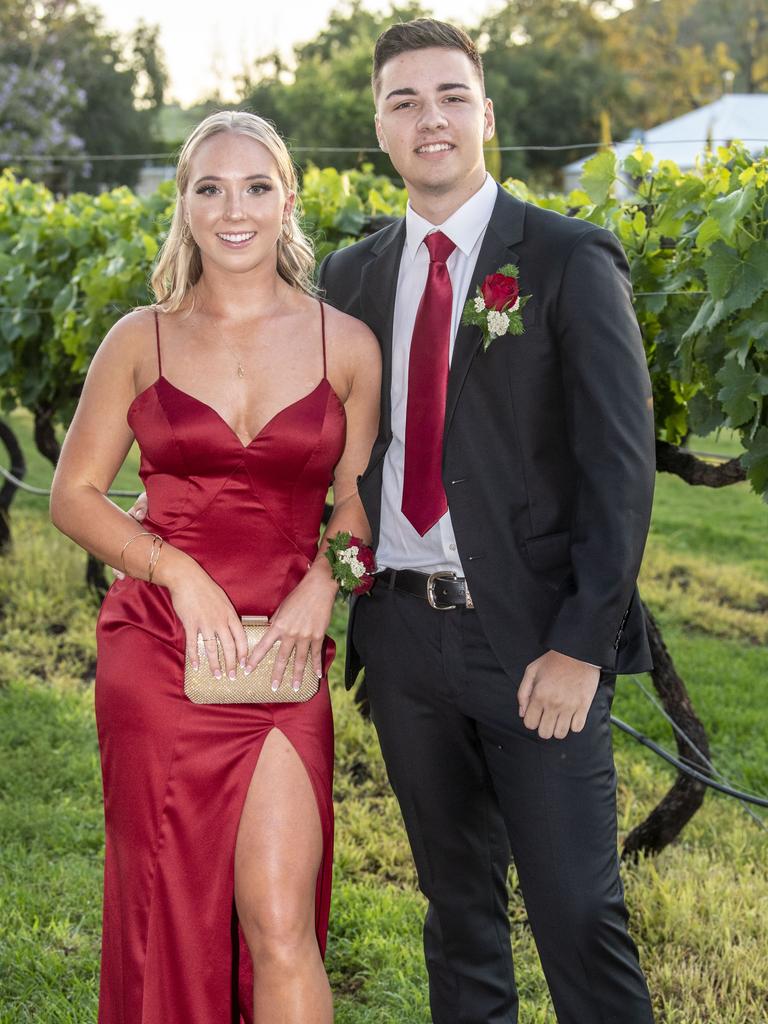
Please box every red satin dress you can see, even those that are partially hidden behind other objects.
[94,302,345,1024]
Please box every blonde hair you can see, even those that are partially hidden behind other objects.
[151,111,315,312]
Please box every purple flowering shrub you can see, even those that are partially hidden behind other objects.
[0,58,88,180]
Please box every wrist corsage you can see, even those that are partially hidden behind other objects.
[325,531,376,596]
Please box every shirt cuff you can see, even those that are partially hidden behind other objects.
[552,649,601,670]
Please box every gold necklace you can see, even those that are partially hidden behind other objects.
[213,303,284,379]
[217,335,247,378]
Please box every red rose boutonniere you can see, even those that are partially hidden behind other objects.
[461,263,531,351]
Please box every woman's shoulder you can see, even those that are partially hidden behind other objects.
[100,305,158,351]
[92,306,160,380]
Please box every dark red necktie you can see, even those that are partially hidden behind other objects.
[401,230,456,536]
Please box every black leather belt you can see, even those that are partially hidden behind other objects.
[375,568,474,610]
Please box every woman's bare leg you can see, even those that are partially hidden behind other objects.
[234,727,333,1023]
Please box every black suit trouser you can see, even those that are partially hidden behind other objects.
[353,584,655,1024]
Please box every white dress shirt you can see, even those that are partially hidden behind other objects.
[377,172,498,574]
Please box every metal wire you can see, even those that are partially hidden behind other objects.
[625,675,767,830]
[3,138,768,162]
[0,463,140,498]
[611,715,768,809]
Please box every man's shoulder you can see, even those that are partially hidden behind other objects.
[519,197,609,246]
[323,218,404,270]
[524,200,602,238]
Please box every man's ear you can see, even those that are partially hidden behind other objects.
[483,98,495,143]
[374,113,388,153]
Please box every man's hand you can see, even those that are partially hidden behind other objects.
[113,492,149,579]
[517,650,600,740]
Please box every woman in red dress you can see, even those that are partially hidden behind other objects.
[50,111,380,1024]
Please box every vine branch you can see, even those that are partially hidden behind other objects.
[655,440,746,488]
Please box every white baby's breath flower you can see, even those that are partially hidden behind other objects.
[487,310,510,338]
[350,558,366,578]
[473,295,486,313]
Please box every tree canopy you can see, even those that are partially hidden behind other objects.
[237,0,767,186]
[0,0,167,192]
[240,1,429,175]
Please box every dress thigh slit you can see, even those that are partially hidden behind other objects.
[97,630,334,1024]
[232,722,334,1016]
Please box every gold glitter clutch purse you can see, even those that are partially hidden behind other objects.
[184,615,321,704]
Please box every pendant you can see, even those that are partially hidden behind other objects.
[237,363,245,378]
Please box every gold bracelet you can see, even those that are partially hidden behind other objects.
[147,536,164,584]
[120,532,161,576]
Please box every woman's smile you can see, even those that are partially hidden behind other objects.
[216,230,256,248]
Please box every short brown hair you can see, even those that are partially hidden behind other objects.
[372,18,485,98]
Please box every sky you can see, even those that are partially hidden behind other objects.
[96,0,493,107]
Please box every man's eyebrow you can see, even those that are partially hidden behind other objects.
[384,82,471,101]
[384,87,417,101]
[192,174,273,185]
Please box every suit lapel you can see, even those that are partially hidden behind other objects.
[444,187,526,440]
[359,220,406,433]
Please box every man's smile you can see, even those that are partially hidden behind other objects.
[415,142,455,154]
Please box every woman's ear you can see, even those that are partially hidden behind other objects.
[283,190,296,224]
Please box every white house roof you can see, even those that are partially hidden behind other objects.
[565,94,768,172]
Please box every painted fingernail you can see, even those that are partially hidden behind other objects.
[292,681,301,692]
[214,670,222,680]
[244,665,252,676]
[193,662,199,672]
[271,680,280,692]
[239,658,246,668]
[229,670,236,680]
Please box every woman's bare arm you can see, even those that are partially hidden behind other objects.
[50,308,247,678]
[50,309,177,579]
[318,304,381,552]
[245,305,382,683]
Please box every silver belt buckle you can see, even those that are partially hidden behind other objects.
[427,571,458,610]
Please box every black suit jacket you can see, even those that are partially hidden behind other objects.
[319,184,655,689]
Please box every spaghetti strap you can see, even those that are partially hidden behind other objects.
[153,309,163,377]
[319,300,327,380]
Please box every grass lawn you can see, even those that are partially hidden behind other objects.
[1,416,767,1022]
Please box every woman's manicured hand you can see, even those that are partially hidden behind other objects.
[245,563,338,691]
[167,562,248,680]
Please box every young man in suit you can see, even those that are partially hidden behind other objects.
[319,18,657,1024]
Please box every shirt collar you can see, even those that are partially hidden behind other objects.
[404,172,498,262]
